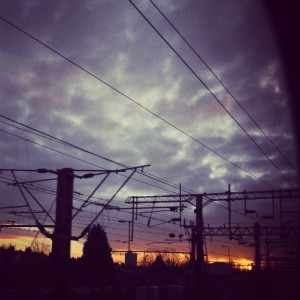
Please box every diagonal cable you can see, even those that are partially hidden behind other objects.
[75,168,137,240]
[0,17,274,187]
[149,0,297,174]
[128,0,293,186]
[72,173,110,219]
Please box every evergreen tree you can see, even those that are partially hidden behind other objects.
[152,254,166,270]
[81,224,114,285]
[82,224,113,267]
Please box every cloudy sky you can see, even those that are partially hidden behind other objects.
[0,0,298,264]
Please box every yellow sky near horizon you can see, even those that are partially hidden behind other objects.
[0,231,253,270]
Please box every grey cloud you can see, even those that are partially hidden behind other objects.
[0,0,298,256]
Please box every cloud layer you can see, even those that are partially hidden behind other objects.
[0,0,298,259]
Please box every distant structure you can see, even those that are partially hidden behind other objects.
[125,251,137,267]
[208,262,233,276]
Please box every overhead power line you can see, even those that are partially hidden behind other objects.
[149,0,296,175]
[0,127,175,194]
[0,169,262,228]
[127,0,293,187]
[0,16,274,187]
[0,116,191,193]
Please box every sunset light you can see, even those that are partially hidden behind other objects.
[1,0,299,299]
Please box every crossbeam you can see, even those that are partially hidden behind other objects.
[201,225,300,237]
[126,188,300,204]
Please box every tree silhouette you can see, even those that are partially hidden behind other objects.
[152,254,166,270]
[82,224,113,265]
[81,224,114,285]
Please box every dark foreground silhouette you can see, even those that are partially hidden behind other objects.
[0,245,299,300]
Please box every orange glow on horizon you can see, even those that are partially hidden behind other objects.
[209,255,253,270]
[1,234,253,270]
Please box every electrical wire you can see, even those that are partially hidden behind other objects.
[149,0,297,175]
[0,169,272,229]
[128,0,293,187]
[1,174,286,260]
[0,4,293,254]
[0,17,277,188]
[0,115,194,193]
[0,126,179,194]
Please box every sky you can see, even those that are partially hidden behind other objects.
[0,0,299,266]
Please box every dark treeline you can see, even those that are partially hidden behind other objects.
[0,243,186,300]
[1,222,299,300]
[1,244,299,300]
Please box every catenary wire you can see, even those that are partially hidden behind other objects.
[0,17,276,188]
[149,0,297,175]
[0,127,178,194]
[0,115,194,193]
[128,0,293,187]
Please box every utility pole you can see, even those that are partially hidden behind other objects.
[228,184,232,239]
[254,222,261,272]
[4,166,147,297]
[194,195,205,300]
[195,195,204,273]
[119,220,132,251]
[190,225,196,264]
[52,168,74,297]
